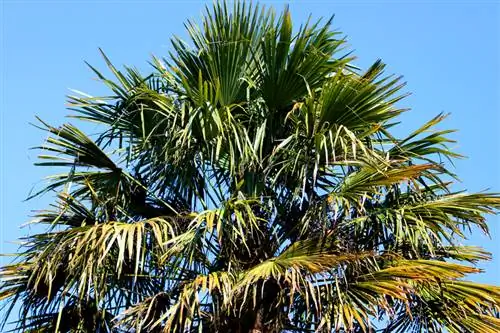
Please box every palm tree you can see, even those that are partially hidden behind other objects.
[1,2,499,332]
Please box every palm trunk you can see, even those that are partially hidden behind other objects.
[249,308,264,333]
[238,307,265,333]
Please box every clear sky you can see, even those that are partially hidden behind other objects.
[1,0,499,314]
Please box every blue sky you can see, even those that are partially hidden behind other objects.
[1,0,499,315]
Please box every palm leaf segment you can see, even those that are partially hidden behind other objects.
[1,2,500,332]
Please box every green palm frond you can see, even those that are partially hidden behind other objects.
[170,1,269,107]
[33,120,119,171]
[317,60,407,131]
[257,7,350,111]
[384,278,500,333]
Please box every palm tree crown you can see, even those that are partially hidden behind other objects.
[1,2,499,332]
